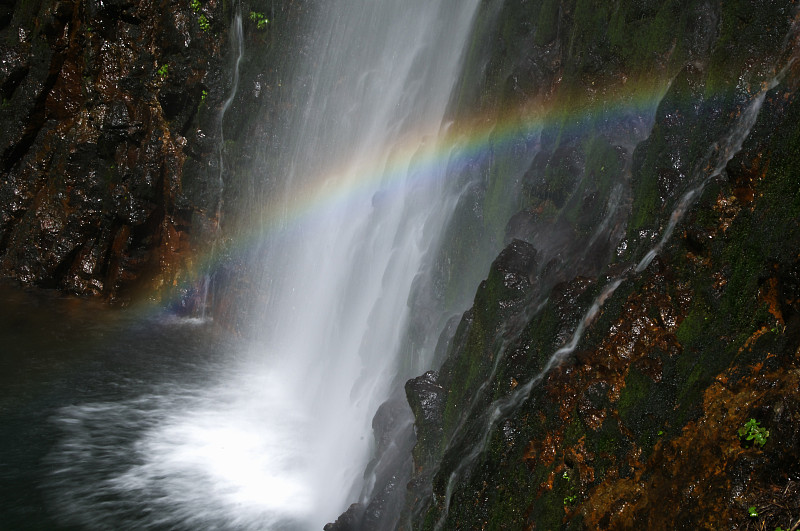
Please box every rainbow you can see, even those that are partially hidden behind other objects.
[148,75,678,316]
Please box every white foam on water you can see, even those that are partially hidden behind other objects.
[46,0,483,528]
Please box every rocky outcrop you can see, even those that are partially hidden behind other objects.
[0,0,312,312]
[387,0,800,529]
[0,0,235,301]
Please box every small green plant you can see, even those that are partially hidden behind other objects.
[157,64,169,78]
[198,14,210,31]
[738,418,769,447]
[191,0,201,12]
[563,494,577,506]
[200,89,208,102]
[747,506,758,518]
[249,11,268,29]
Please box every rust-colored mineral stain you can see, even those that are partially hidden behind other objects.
[516,245,800,528]
[760,276,785,323]
[525,431,560,469]
[579,366,800,529]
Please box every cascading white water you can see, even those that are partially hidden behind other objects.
[239,0,482,524]
[43,1,481,530]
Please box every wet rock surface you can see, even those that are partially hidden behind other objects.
[380,0,800,529]
[0,0,312,314]
[0,0,229,301]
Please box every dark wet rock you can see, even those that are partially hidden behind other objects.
[493,238,537,292]
[406,371,445,437]
[397,0,800,529]
[372,395,414,457]
[530,143,585,210]
[323,503,365,531]
[431,313,461,368]
[358,394,416,531]
[504,208,538,244]
[402,369,447,520]
[103,100,131,133]
[0,0,236,302]
[0,0,315,315]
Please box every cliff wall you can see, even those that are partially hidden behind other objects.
[399,0,800,528]
[0,0,309,313]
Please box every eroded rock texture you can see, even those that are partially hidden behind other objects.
[381,1,800,529]
[0,0,233,301]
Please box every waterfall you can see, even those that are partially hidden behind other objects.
[39,1,482,529]
[237,0,482,524]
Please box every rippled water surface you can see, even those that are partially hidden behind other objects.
[0,285,315,530]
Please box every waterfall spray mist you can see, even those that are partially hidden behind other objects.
[46,1,483,529]
[236,0,483,523]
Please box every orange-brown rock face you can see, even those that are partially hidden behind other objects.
[0,0,227,303]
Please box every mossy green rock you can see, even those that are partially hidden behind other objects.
[399,0,800,528]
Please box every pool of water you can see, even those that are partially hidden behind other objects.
[0,284,314,530]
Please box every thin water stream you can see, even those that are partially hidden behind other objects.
[199,8,245,318]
